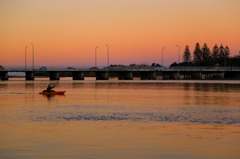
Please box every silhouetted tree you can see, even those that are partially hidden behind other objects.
[169,62,178,67]
[228,55,240,67]
[218,44,225,66]
[223,45,230,66]
[172,42,237,67]
[193,43,202,65]
[183,45,191,63]
[224,46,230,58]
[202,43,211,65]
[211,44,219,65]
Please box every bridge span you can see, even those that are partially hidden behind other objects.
[1,67,240,80]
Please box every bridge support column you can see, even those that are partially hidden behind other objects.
[72,71,84,80]
[192,72,202,79]
[179,75,184,80]
[163,74,169,80]
[160,72,169,80]
[174,72,180,80]
[0,71,8,80]
[49,72,60,80]
[140,71,156,80]
[183,73,191,79]
[25,71,34,80]
[96,71,109,80]
[221,72,225,79]
[205,73,209,79]
[210,73,213,79]
[118,71,133,80]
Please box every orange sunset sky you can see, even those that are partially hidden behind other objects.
[1,0,240,67]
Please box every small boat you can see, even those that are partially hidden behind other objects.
[39,90,66,95]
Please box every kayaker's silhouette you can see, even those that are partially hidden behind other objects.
[47,84,55,92]
[39,81,65,96]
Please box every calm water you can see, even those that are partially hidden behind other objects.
[0,78,240,159]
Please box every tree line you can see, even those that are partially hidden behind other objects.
[170,43,240,67]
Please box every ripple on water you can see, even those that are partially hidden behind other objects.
[29,105,240,124]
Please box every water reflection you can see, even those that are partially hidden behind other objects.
[0,83,8,89]
[183,83,192,91]
[71,82,84,88]
[25,82,34,91]
[1,80,240,159]
[45,94,55,101]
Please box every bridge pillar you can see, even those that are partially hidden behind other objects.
[171,72,180,80]
[72,71,84,80]
[163,74,169,80]
[160,72,169,80]
[183,73,191,79]
[179,75,184,80]
[140,71,156,80]
[96,71,109,80]
[192,72,202,79]
[221,72,225,79]
[49,71,60,80]
[0,71,8,80]
[209,73,213,79]
[25,71,34,80]
[118,71,133,80]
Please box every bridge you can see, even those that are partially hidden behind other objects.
[1,66,240,80]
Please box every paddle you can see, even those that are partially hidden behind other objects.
[53,81,59,87]
[48,81,59,88]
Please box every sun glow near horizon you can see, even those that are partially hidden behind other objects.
[1,0,240,67]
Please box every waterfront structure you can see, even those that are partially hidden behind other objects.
[1,67,239,81]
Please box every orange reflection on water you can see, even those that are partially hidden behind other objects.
[0,121,240,159]
[1,80,240,158]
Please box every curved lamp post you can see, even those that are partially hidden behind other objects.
[162,47,165,67]
[176,45,180,68]
[95,46,98,67]
[31,43,34,71]
[106,44,109,66]
[25,46,28,70]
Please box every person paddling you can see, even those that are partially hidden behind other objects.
[46,84,55,92]
[46,81,59,92]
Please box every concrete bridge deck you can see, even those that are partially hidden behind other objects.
[1,67,240,80]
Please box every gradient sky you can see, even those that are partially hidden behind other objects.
[1,0,240,67]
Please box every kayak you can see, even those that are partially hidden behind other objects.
[39,90,66,95]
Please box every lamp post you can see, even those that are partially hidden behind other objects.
[31,43,34,71]
[176,45,180,68]
[25,46,27,70]
[106,44,109,66]
[95,46,98,67]
[162,47,165,67]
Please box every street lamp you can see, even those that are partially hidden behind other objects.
[162,47,165,67]
[31,43,34,71]
[25,46,28,70]
[106,44,109,66]
[176,45,180,67]
[95,46,98,67]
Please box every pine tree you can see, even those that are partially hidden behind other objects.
[219,44,225,66]
[224,46,230,58]
[183,45,191,63]
[223,45,230,66]
[193,42,202,65]
[212,44,219,65]
[202,43,211,65]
